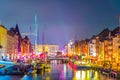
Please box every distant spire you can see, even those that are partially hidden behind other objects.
[24,36,29,40]
[29,26,31,41]
[42,24,46,52]
[42,24,46,45]
[15,24,21,35]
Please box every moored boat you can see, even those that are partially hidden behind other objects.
[0,61,24,75]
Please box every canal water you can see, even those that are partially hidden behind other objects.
[0,60,116,80]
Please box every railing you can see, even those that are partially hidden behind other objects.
[48,57,69,60]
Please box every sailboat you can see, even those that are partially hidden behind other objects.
[34,15,50,72]
[41,27,50,71]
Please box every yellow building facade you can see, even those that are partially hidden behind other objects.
[0,25,7,60]
[113,34,120,66]
[37,44,59,55]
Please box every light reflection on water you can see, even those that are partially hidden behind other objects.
[0,60,117,80]
[0,75,23,80]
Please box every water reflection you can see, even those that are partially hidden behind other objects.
[0,75,12,80]
[21,60,116,80]
[73,70,94,80]
[0,60,117,80]
[0,75,23,80]
[72,69,116,80]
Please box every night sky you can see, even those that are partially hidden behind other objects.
[0,0,120,48]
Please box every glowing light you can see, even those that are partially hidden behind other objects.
[81,61,85,64]
[45,46,49,52]
[81,70,85,79]
[40,53,46,58]
[62,50,65,55]
[93,52,96,57]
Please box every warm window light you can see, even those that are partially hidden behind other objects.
[93,52,96,57]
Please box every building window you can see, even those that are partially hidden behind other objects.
[118,38,120,42]
[118,46,120,49]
